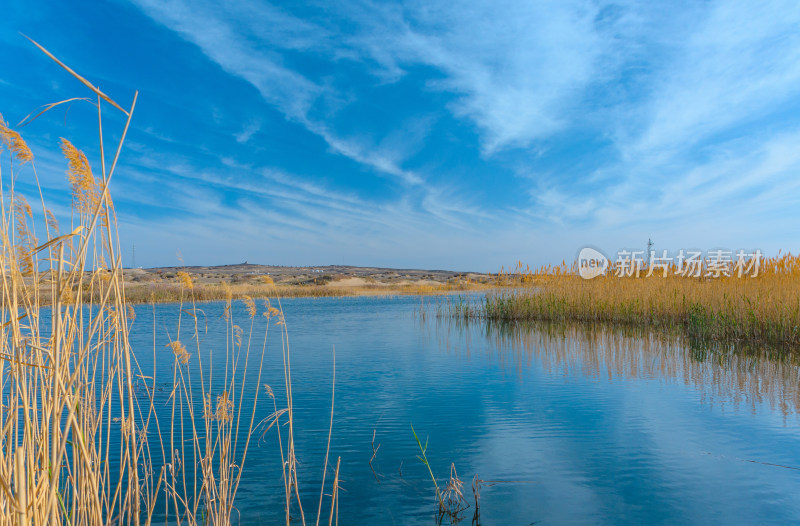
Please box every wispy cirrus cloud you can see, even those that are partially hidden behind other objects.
[349,0,612,154]
[13,0,798,268]
[129,0,429,187]
[627,0,800,157]
[129,0,322,118]
[507,0,800,251]
[234,120,260,144]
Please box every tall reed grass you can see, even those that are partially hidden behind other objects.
[451,258,800,348]
[1,39,337,525]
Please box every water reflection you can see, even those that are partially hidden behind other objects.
[430,317,800,418]
[125,297,800,524]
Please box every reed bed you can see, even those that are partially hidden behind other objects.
[450,258,800,349]
[1,40,338,525]
[74,280,486,304]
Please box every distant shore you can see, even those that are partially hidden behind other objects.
[118,280,493,304]
[109,263,495,303]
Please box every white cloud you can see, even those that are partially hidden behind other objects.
[626,0,800,156]
[130,0,322,119]
[129,0,430,187]
[234,120,260,144]
[345,0,611,154]
[299,119,424,186]
[510,0,800,252]
[121,0,800,267]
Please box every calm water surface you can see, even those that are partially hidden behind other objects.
[130,295,800,525]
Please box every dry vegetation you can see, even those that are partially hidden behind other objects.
[450,259,800,348]
[120,280,489,303]
[114,266,493,303]
[0,40,336,525]
[15,272,492,304]
[13,263,495,305]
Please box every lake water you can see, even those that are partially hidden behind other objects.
[130,295,800,525]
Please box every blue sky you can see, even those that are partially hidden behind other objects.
[2,0,800,271]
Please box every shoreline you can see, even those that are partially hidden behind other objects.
[105,281,496,304]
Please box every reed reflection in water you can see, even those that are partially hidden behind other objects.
[429,317,800,419]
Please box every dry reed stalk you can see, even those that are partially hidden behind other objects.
[328,457,340,526]
[2,37,343,526]
[369,429,381,483]
[1,38,152,526]
[315,347,335,526]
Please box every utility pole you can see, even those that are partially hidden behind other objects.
[647,238,654,264]
[132,244,136,269]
